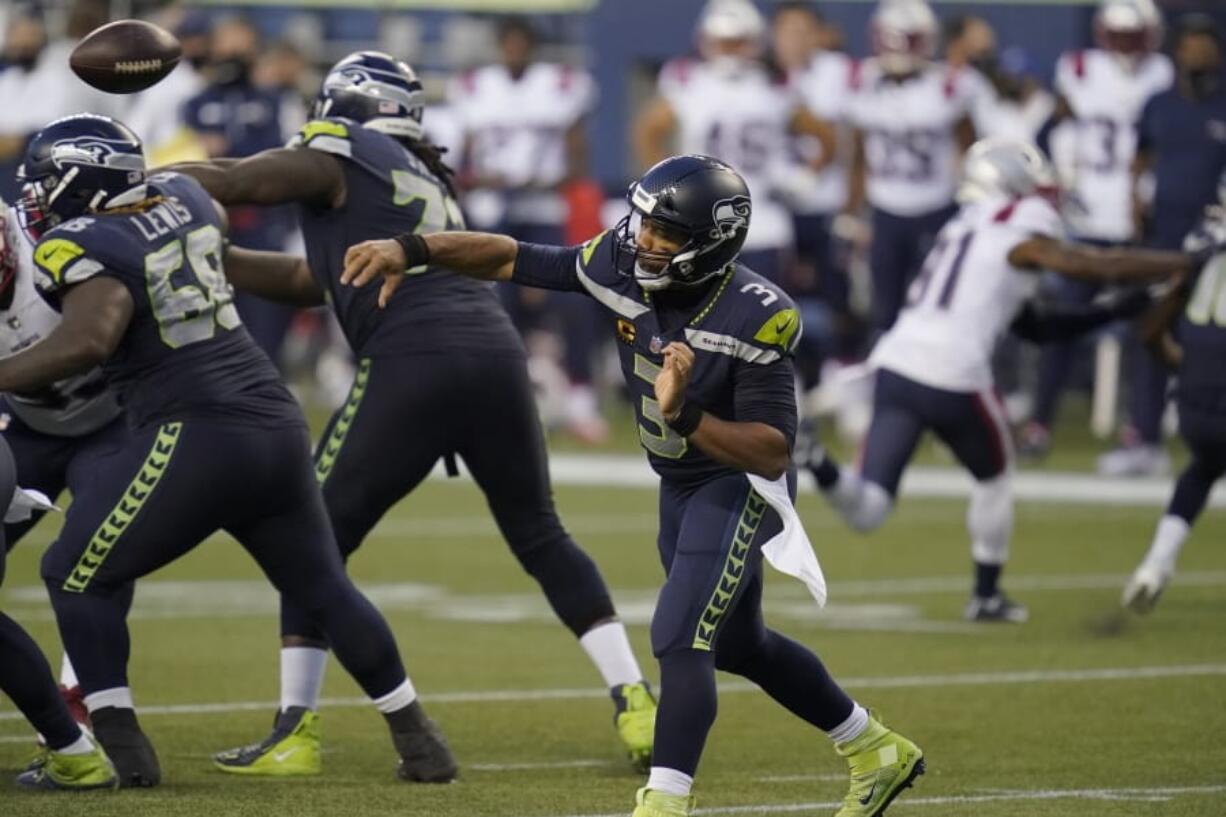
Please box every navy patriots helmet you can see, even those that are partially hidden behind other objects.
[314,51,426,141]
[17,114,147,241]
[614,154,752,291]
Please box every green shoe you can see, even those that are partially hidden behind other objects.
[15,734,118,791]
[631,786,695,817]
[613,682,657,773]
[22,744,49,774]
[213,707,322,776]
[834,714,924,817]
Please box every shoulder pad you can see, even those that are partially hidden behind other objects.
[291,118,354,157]
[32,231,105,292]
[577,229,611,271]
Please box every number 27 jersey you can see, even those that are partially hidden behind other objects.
[871,195,1063,392]
[32,172,299,429]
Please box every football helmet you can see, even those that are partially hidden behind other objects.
[313,51,426,141]
[956,138,1059,205]
[17,114,147,242]
[697,0,766,72]
[613,154,751,291]
[871,0,938,76]
[1095,0,1163,60]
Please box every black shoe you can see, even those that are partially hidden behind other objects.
[389,701,457,783]
[91,707,161,788]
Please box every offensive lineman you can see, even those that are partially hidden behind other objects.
[344,154,925,817]
[805,139,1203,621]
[176,52,656,775]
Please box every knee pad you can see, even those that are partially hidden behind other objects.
[830,474,892,533]
[968,473,1013,565]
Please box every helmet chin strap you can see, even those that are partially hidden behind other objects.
[634,263,673,291]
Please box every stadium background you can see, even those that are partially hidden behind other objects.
[1,1,1225,816]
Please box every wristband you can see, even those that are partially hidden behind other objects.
[393,233,431,268]
[665,401,703,437]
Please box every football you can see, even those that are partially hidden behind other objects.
[69,19,181,94]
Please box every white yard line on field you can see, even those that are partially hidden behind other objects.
[539,784,1226,817]
[2,662,1223,724]
[469,759,613,772]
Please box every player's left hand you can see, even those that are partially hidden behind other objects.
[655,342,694,420]
[343,239,406,308]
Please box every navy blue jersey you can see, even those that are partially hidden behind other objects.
[291,118,521,358]
[514,231,800,486]
[32,172,301,429]
[1179,211,1226,404]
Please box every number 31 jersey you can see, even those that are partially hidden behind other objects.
[33,172,300,429]
[871,195,1063,392]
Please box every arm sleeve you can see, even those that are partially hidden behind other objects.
[733,357,799,449]
[1010,292,1149,343]
[510,241,585,293]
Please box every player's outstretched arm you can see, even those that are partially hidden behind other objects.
[224,247,326,307]
[1136,280,1190,369]
[0,277,132,393]
[343,232,519,307]
[1008,236,1199,284]
[172,148,346,209]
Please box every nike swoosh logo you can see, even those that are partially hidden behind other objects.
[272,748,298,763]
[859,776,879,806]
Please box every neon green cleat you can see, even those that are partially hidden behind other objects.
[612,682,657,772]
[213,707,322,776]
[834,713,925,817]
[15,734,118,791]
[631,786,695,817]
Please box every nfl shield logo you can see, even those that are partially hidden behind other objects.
[649,336,665,354]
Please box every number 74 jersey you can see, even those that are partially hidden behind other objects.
[870,194,1064,393]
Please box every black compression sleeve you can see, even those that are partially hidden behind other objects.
[733,358,798,449]
[511,242,585,293]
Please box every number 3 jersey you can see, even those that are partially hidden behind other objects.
[871,194,1063,393]
[32,172,300,429]
[514,231,800,487]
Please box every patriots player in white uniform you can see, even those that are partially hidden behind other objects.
[633,0,835,286]
[448,17,607,441]
[846,0,978,335]
[804,140,1200,621]
[1026,0,1174,466]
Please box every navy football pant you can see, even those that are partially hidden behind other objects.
[869,204,957,333]
[651,474,853,775]
[1168,401,1226,524]
[283,353,615,641]
[40,421,406,700]
[0,435,85,750]
[863,370,1013,496]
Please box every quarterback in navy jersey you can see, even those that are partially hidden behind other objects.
[5,113,453,788]
[175,51,654,777]
[344,154,926,817]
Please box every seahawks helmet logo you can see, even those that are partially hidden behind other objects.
[711,196,751,239]
[50,137,143,171]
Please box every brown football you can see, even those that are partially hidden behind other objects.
[70,19,181,94]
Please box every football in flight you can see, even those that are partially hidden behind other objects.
[70,19,181,94]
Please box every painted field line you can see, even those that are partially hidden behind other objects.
[2,662,1223,724]
[469,759,612,772]
[540,784,1226,817]
[447,453,1226,508]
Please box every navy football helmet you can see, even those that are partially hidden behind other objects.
[17,114,146,241]
[613,154,752,291]
[313,51,426,141]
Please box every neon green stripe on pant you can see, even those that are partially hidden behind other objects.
[314,358,371,485]
[692,489,767,651]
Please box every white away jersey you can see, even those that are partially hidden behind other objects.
[847,60,977,216]
[658,58,799,250]
[448,62,594,226]
[871,195,1063,392]
[1054,50,1173,241]
[0,206,120,436]
[781,51,853,215]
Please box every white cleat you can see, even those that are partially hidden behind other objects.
[1122,565,1170,614]
[1096,445,1171,478]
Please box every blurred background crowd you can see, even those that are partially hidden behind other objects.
[2,0,1224,474]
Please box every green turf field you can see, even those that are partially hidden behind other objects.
[1,464,1224,816]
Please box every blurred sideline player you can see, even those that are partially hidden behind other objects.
[344,154,925,817]
[177,51,656,776]
[448,17,608,442]
[1124,195,1226,612]
[805,139,1198,622]
[771,2,858,385]
[0,434,117,791]
[1025,0,1173,467]
[12,113,454,787]
[633,0,836,286]
[845,0,978,335]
